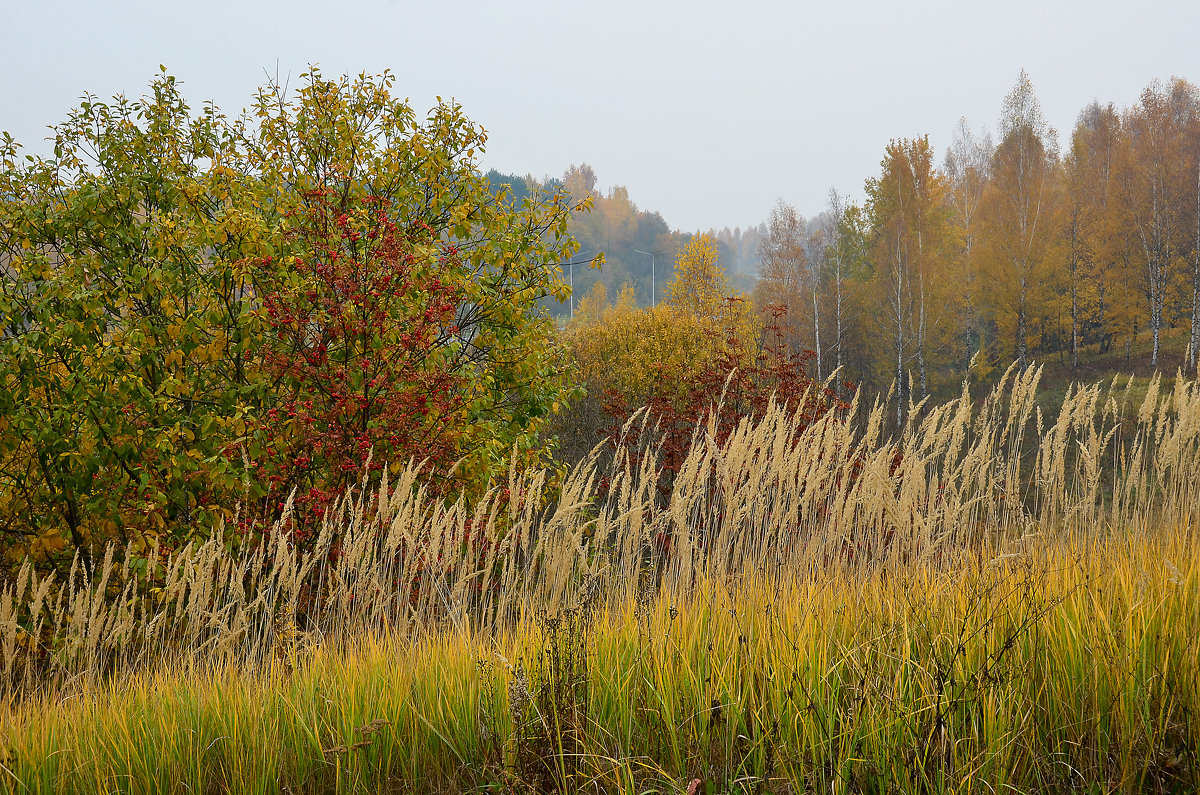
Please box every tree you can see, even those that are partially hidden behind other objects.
[240,69,587,515]
[1063,133,1090,368]
[666,234,730,319]
[1190,120,1200,372]
[824,189,850,375]
[1074,102,1141,361]
[563,292,724,414]
[1116,78,1199,367]
[572,279,610,327]
[802,227,827,380]
[0,69,586,567]
[485,169,536,209]
[245,191,472,537]
[756,201,812,357]
[978,71,1062,372]
[556,166,677,314]
[589,297,846,493]
[943,119,993,372]
[0,75,261,567]
[863,136,954,424]
[1062,102,1123,367]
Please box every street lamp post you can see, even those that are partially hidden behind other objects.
[634,249,656,307]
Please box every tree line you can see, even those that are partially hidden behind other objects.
[756,71,1200,404]
[486,164,763,318]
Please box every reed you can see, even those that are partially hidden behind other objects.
[1,366,1198,792]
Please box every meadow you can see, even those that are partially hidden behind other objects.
[0,366,1198,793]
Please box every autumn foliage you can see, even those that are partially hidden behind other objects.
[564,235,849,490]
[0,70,584,570]
[751,73,1200,418]
[564,291,723,410]
[237,192,469,539]
[603,302,850,487]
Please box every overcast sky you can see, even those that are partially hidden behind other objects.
[3,0,1198,232]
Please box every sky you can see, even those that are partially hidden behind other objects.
[2,0,1199,233]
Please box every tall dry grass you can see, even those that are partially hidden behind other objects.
[2,365,1199,696]
[2,530,1196,793]
[0,366,1198,792]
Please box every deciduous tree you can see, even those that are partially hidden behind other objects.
[943,119,993,372]
[0,69,586,566]
[756,201,811,356]
[978,71,1063,373]
[666,234,730,319]
[1116,78,1199,367]
[864,136,954,423]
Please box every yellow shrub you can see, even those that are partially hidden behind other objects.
[563,281,761,410]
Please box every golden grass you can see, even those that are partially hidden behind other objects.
[2,530,1196,793]
[1,365,1199,792]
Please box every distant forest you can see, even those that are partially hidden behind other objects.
[492,71,1200,400]
[484,165,763,318]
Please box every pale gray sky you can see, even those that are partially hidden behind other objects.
[3,0,1198,232]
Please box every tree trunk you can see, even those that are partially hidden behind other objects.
[1017,276,1029,373]
[835,261,843,374]
[829,189,846,378]
[1070,212,1080,369]
[896,315,904,430]
[894,240,906,430]
[1139,186,1171,369]
[811,274,822,381]
[1190,163,1200,372]
[918,272,928,399]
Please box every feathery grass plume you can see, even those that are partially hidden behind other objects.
[1,374,1200,791]
[2,372,1200,696]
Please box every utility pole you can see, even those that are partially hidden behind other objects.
[635,249,656,307]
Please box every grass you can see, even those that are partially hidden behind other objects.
[1,364,1199,792]
[3,537,1196,793]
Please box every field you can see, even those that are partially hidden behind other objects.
[1,366,1199,793]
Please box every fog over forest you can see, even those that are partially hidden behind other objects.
[511,72,1200,407]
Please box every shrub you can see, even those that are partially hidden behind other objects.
[0,69,585,568]
[562,287,725,410]
[604,302,852,489]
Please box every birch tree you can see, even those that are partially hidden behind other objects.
[1062,102,1124,367]
[802,226,826,379]
[979,70,1062,373]
[1191,143,1200,372]
[865,136,952,423]
[757,200,811,354]
[1117,80,1198,367]
[943,119,992,371]
[824,189,849,374]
